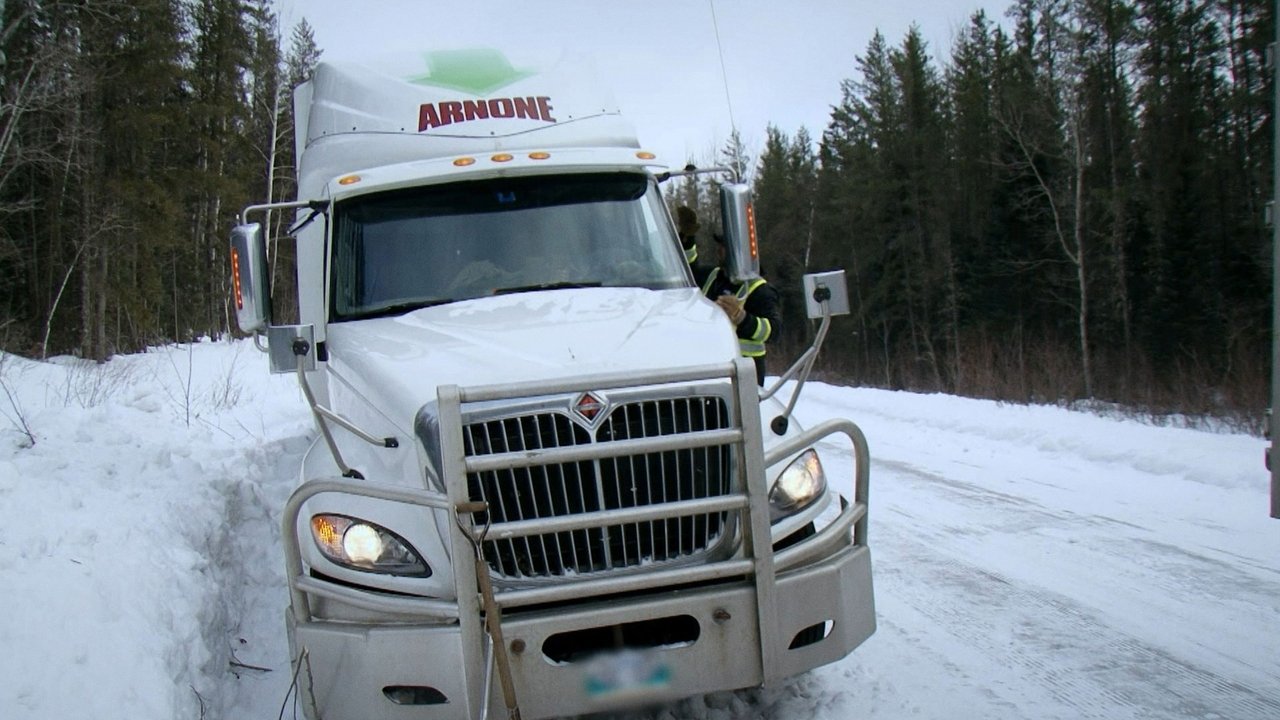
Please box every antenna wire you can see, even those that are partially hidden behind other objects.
[709,0,737,136]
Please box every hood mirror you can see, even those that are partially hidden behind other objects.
[719,183,760,283]
[230,223,270,333]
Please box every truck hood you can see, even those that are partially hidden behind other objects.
[323,287,736,433]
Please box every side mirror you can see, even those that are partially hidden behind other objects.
[763,269,852,434]
[719,183,760,282]
[802,270,850,319]
[230,223,270,333]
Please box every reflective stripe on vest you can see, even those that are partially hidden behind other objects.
[684,244,698,264]
[740,317,770,357]
[736,278,769,356]
[699,266,721,296]
[736,277,767,302]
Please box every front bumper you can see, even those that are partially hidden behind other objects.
[284,362,875,719]
[288,541,874,720]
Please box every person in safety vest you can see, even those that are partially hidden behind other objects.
[678,208,780,387]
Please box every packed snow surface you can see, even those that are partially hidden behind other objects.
[1,339,1276,719]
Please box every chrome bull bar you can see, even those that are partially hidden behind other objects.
[281,358,871,718]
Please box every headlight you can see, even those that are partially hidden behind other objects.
[769,449,827,520]
[310,514,430,576]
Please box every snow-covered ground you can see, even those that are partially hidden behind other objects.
[1,339,1276,719]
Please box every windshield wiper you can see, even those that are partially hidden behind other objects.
[493,281,602,296]
[350,298,454,320]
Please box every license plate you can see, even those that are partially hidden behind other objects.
[581,649,672,702]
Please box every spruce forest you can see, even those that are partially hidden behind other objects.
[0,0,318,360]
[0,1,1272,430]
[680,0,1272,430]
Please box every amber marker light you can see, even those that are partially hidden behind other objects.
[636,151,657,160]
[453,157,476,167]
[338,175,361,186]
[230,248,243,309]
[491,153,514,163]
[747,203,759,259]
[528,151,551,160]
[312,516,341,548]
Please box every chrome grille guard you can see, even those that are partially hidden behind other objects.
[282,358,871,690]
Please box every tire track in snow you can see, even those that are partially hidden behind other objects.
[868,457,1280,720]
[873,455,1280,626]
[880,527,1280,719]
[817,421,1278,610]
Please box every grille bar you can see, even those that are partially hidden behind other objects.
[464,395,735,579]
[477,495,748,541]
[496,559,757,610]
[464,428,742,473]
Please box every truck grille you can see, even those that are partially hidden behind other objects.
[464,397,733,579]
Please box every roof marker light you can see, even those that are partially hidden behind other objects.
[529,151,551,160]
[338,175,361,186]
[491,153,514,163]
[636,151,657,160]
[453,157,476,167]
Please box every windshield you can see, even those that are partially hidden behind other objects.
[330,172,690,321]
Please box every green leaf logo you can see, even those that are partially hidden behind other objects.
[407,49,533,94]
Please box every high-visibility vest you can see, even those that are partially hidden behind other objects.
[701,268,771,358]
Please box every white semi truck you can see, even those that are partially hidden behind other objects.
[229,51,875,719]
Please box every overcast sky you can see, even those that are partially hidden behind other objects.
[274,0,1007,174]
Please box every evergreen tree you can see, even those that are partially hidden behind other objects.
[1132,0,1226,368]
[1077,0,1140,390]
[947,10,1003,389]
[88,0,189,357]
[0,0,84,353]
[891,25,952,388]
[0,0,1267,424]
[0,0,189,358]
[184,0,257,341]
[754,125,818,350]
[719,129,751,183]
[286,18,323,88]
[815,31,901,384]
[1210,0,1271,393]
[266,18,323,324]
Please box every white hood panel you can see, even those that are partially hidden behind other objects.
[324,287,736,431]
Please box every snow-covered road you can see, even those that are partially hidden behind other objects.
[588,389,1280,720]
[802,392,1280,720]
[2,341,1277,719]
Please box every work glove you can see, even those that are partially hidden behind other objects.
[715,294,746,325]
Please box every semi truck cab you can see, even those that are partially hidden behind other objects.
[230,53,875,719]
